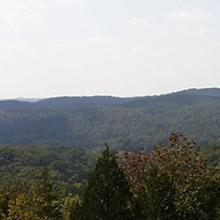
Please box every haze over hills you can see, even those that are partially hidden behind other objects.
[1,88,220,150]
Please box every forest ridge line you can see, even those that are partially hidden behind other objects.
[0,88,220,149]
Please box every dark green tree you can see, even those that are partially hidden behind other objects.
[81,145,132,220]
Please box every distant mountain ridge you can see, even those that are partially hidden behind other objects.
[0,88,220,150]
[4,87,220,105]
[176,88,220,97]
[15,98,41,103]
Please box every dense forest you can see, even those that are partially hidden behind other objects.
[0,134,219,219]
[1,88,220,219]
[1,88,220,150]
[0,146,96,189]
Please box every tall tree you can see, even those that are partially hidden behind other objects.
[123,134,220,220]
[82,145,132,220]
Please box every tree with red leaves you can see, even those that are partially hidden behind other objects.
[122,134,220,220]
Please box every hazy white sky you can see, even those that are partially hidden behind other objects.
[0,0,220,98]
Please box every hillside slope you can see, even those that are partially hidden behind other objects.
[1,88,220,150]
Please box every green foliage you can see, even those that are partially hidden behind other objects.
[0,134,219,219]
[31,167,62,219]
[123,134,220,220]
[2,89,220,149]
[0,145,92,188]
[81,145,132,220]
[61,195,82,220]
[0,180,39,219]
[0,169,63,220]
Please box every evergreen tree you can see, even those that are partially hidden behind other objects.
[81,145,132,220]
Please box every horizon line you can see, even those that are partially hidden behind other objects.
[0,87,219,102]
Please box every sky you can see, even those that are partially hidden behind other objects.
[0,0,220,98]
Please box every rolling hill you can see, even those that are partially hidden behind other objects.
[1,88,220,150]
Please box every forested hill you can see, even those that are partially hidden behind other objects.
[1,88,220,150]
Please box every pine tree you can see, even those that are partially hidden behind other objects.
[81,145,132,220]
